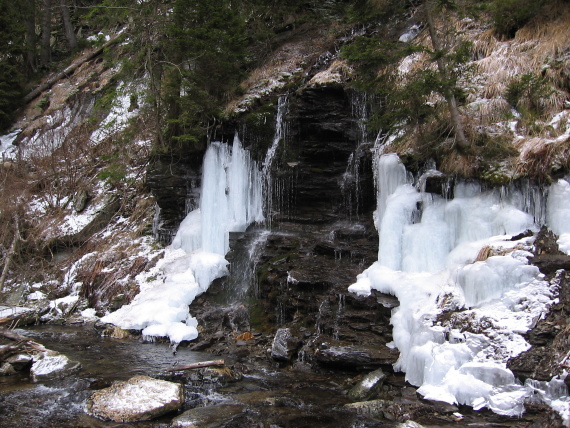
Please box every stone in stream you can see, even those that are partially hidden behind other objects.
[315,341,398,369]
[270,328,301,362]
[348,368,387,400]
[30,353,82,382]
[86,375,184,422]
[171,404,245,427]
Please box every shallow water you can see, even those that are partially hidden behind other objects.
[0,325,212,428]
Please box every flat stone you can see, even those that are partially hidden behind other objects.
[316,342,398,369]
[30,353,82,382]
[348,368,387,400]
[86,375,184,422]
[171,404,245,427]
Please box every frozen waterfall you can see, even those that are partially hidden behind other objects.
[350,153,570,419]
[103,135,264,343]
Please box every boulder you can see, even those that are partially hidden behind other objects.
[30,353,82,382]
[6,353,33,371]
[86,375,184,422]
[0,362,16,376]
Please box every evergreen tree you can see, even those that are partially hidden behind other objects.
[0,0,28,131]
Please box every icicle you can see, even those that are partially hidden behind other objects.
[374,153,411,231]
[199,135,263,256]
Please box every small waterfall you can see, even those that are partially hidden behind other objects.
[341,92,373,219]
[262,96,288,225]
[226,230,270,303]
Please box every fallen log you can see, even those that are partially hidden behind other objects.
[24,35,122,103]
[167,359,225,372]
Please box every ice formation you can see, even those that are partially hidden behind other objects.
[349,153,570,419]
[547,178,570,255]
[103,135,263,343]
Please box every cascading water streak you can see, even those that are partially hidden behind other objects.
[262,96,288,224]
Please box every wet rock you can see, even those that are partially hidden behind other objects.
[316,342,398,370]
[271,328,301,362]
[30,353,82,382]
[5,353,33,371]
[171,404,245,427]
[0,362,16,376]
[344,399,387,416]
[509,270,570,381]
[531,254,570,274]
[199,367,243,384]
[86,375,184,422]
[72,189,89,213]
[348,368,387,400]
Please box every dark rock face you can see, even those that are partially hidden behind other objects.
[315,342,398,370]
[146,153,203,244]
[271,85,376,223]
[508,270,570,383]
[185,85,391,374]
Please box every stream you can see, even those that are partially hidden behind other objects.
[0,323,554,427]
[0,325,212,427]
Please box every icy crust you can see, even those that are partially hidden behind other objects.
[350,240,559,417]
[349,155,569,419]
[101,249,228,343]
[547,178,570,255]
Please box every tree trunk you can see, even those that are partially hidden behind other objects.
[0,214,21,291]
[40,0,52,68]
[424,0,469,150]
[24,0,37,75]
[60,0,78,51]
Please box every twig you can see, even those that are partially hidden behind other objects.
[167,359,225,372]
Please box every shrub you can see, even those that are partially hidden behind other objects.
[490,0,547,38]
[505,72,554,115]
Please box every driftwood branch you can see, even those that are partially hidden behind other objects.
[167,359,225,372]
[0,327,47,362]
[24,35,122,103]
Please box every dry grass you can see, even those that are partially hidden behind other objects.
[475,245,493,262]
[464,97,511,126]
[514,136,570,180]
[225,25,336,113]
[439,150,480,178]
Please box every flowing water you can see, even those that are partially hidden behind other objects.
[0,325,212,427]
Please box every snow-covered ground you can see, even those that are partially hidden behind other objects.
[349,153,570,421]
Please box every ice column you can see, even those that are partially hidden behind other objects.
[200,135,263,255]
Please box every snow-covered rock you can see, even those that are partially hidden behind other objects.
[86,375,184,422]
[30,353,82,382]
